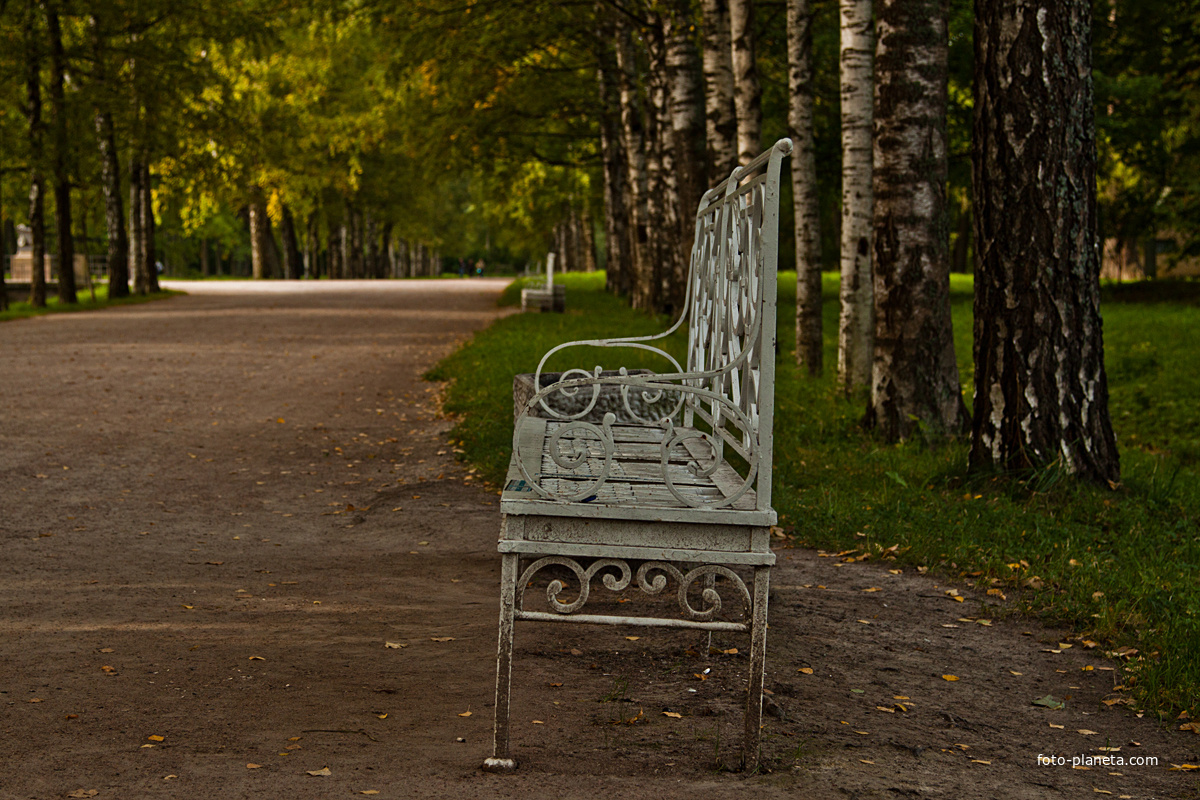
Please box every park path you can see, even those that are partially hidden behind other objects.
[0,281,1192,800]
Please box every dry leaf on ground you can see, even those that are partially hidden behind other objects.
[306,767,332,777]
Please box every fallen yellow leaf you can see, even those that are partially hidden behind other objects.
[360,792,381,796]
[147,735,164,742]
[458,711,472,717]
[1078,729,1099,735]
[377,714,388,719]
[246,763,262,769]
[532,720,544,725]
[798,667,814,675]
[971,760,991,765]
[249,656,265,661]
[625,636,640,641]
[1050,723,1065,729]
[663,711,682,718]
[384,642,406,649]
[430,637,455,642]
[1010,671,1023,676]
[942,675,960,682]
[306,767,332,777]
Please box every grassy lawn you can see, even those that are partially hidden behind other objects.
[428,271,1200,720]
[0,284,181,322]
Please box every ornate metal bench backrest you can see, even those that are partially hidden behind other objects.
[517,139,792,512]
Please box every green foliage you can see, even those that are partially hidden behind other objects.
[432,272,1200,719]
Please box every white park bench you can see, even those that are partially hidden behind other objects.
[484,139,792,773]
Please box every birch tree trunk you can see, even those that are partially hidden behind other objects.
[867,0,965,440]
[788,0,823,374]
[971,0,1119,483]
[702,0,738,183]
[24,1,47,309]
[141,163,159,291]
[249,189,271,280]
[47,5,75,304]
[837,0,874,392]
[616,19,654,311]
[128,157,148,294]
[729,0,762,166]
[90,15,128,298]
[664,2,705,312]
[595,33,632,296]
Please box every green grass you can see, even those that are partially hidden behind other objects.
[429,271,1200,720]
[0,283,181,322]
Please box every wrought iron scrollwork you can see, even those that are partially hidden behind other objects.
[516,556,752,622]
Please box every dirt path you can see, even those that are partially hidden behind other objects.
[0,281,1193,800]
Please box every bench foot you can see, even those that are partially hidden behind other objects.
[481,757,518,774]
[741,564,771,772]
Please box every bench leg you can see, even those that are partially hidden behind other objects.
[742,565,771,771]
[482,553,519,773]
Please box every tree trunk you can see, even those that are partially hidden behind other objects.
[702,0,738,183]
[970,0,1119,484]
[837,0,874,392]
[141,162,159,292]
[24,1,47,308]
[378,221,393,279]
[595,31,632,295]
[788,0,824,375]
[90,16,129,298]
[47,5,75,304]
[666,1,707,311]
[867,0,965,441]
[200,238,209,276]
[729,0,762,166]
[327,219,342,279]
[364,211,379,278]
[615,17,654,311]
[128,157,148,294]
[248,189,271,280]
[305,210,319,278]
[280,204,302,279]
[581,213,598,273]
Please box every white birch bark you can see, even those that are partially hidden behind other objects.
[788,0,823,374]
[702,0,738,182]
[729,0,761,166]
[837,0,874,392]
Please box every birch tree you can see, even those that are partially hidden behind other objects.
[701,0,737,182]
[788,0,823,374]
[837,0,874,392]
[729,0,761,165]
[866,0,965,440]
[47,3,75,305]
[23,0,47,309]
[971,0,1120,483]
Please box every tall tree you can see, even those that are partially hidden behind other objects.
[971,0,1120,483]
[664,0,706,311]
[701,0,738,182]
[837,0,874,392]
[728,0,761,165]
[89,13,129,298]
[866,0,966,440]
[23,0,46,308]
[46,3,75,305]
[128,155,148,293]
[788,0,823,375]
